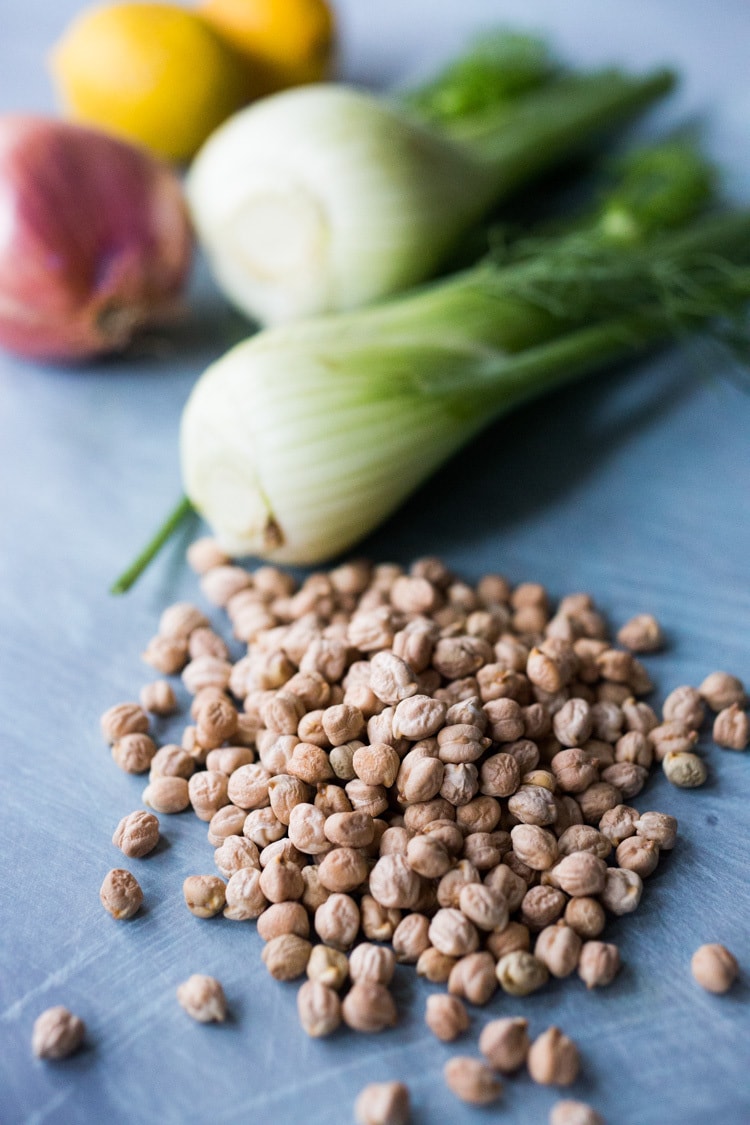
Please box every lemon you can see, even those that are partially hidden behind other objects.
[50,3,251,162]
[199,0,336,96]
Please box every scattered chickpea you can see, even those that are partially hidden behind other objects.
[425,993,470,1042]
[496,951,549,996]
[306,944,349,990]
[100,702,149,743]
[100,868,143,920]
[528,1026,580,1086]
[296,979,342,1037]
[261,934,313,981]
[31,1006,85,1059]
[103,551,736,1095]
[342,981,398,1033]
[578,941,621,989]
[698,671,746,712]
[112,810,159,858]
[713,704,749,751]
[662,750,707,788]
[691,943,739,993]
[142,776,190,814]
[176,975,227,1022]
[448,951,497,1006]
[354,1081,411,1125]
[183,875,226,918]
[550,1100,605,1125]
[478,1017,530,1073]
[444,1056,503,1106]
[139,680,177,715]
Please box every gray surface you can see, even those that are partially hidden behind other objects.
[1,2,749,1123]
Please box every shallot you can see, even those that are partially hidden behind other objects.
[0,115,192,362]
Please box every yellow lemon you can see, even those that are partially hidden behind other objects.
[199,0,336,96]
[50,3,252,162]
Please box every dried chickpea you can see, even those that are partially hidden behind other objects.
[550,1100,605,1125]
[578,941,620,989]
[478,1017,530,1073]
[112,732,157,774]
[444,1057,503,1106]
[425,994,470,1042]
[428,909,480,958]
[699,671,746,712]
[100,868,143,920]
[223,868,267,920]
[100,702,149,743]
[528,1027,580,1086]
[183,874,226,918]
[307,944,349,990]
[142,776,190,814]
[416,947,456,983]
[342,982,397,1033]
[662,750,707,788]
[691,943,739,993]
[349,943,396,987]
[176,975,227,1022]
[564,897,606,939]
[139,680,177,715]
[713,704,749,750]
[296,979,341,1038]
[261,934,312,980]
[354,1081,411,1125]
[448,951,497,1006]
[496,951,548,996]
[535,924,582,978]
[315,893,360,950]
[112,810,159,858]
[32,1007,85,1060]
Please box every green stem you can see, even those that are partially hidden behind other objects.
[110,495,194,595]
[448,68,676,197]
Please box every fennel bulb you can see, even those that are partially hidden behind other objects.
[187,65,673,326]
[180,207,750,564]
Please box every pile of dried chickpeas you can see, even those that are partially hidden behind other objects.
[37,548,748,1122]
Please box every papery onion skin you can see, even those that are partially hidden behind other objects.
[0,115,193,361]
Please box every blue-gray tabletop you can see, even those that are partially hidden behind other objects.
[1,2,749,1122]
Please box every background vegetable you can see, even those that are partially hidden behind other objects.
[198,0,337,95]
[178,145,750,564]
[0,115,192,362]
[187,63,674,325]
[49,2,252,162]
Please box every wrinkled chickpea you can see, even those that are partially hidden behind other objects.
[100,868,143,920]
[112,810,159,858]
[578,940,621,989]
[713,704,749,751]
[32,1006,85,1060]
[296,979,341,1037]
[662,750,707,788]
[425,993,470,1042]
[478,1017,530,1073]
